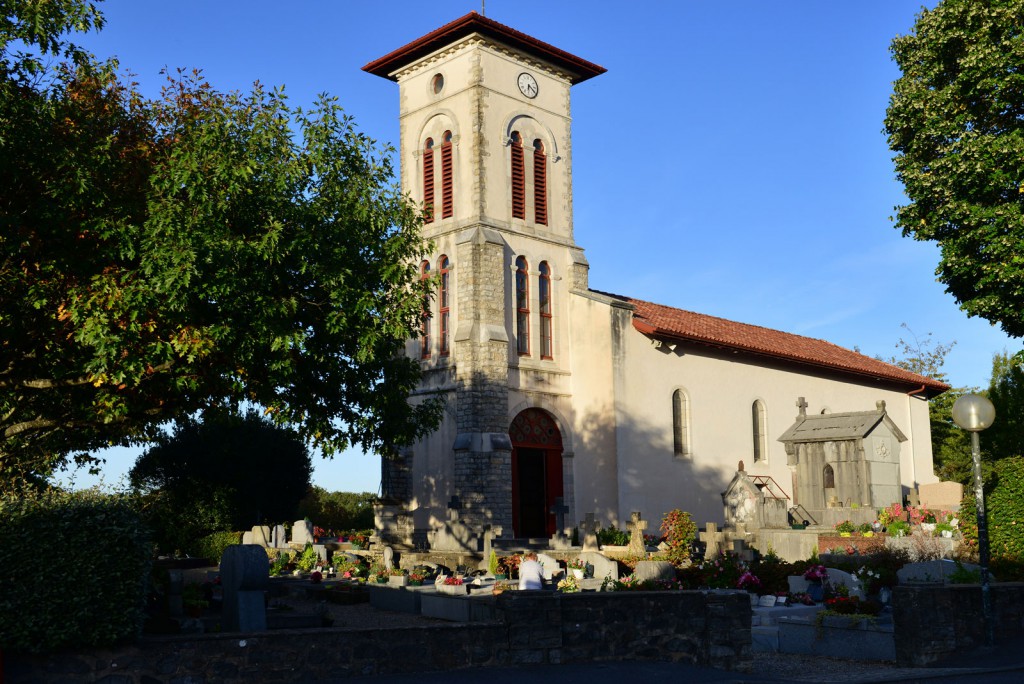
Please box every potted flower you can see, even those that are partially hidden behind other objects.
[934,521,956,538]
[438,575,466,595]
[803,565,828,602]
[567,558,587,580]
[737,570,761,594]
[370,564,388,584]
[388,567,408,587]
[313,525,325,543]
[833,520,855,537]
[408,572,426,586]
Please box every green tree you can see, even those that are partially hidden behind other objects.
[296,487,376,532]
[985,351,1024,460]
[886,325,972,482]
[885,0,1024,339]
[129,410,312,552]
[1,1,441,488]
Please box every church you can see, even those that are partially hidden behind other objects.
[361,13,947,548]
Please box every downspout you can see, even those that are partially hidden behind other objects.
[905,385,927,490]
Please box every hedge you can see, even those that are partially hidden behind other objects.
[961,455,1024,560]
[0,488,151,654]
[191,530,244,564]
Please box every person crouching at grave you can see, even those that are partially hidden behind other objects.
[518,552,543,590]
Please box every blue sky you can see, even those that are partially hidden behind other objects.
[55,0,1017,494]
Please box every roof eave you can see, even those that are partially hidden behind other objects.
[633,320,950,397]
[362,11,606,83]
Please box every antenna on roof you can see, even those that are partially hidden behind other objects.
[481,1,485,16]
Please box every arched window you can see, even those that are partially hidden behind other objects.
[419,260,431,358]
[423,138,435,223]
[538,261,552,359]
[438,255,450,356]
[673,389,690,457]
[752,400,767,462]
[823,464,835,489]
[510,132,525,220]
[441,131,453,219]
[515,256,529,355]
[533,139,547,225]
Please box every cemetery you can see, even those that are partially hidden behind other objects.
[7,473,1024,683]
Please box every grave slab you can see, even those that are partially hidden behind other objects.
[777,614,895,661]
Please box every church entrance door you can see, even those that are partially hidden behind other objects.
[509,408,563,538]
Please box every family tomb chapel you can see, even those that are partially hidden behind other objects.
[362,12,948,551]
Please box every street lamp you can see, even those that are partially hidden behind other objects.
[951,393,996,647]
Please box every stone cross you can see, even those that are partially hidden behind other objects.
[446,495,463,523]
[549,497,570,535]
[907,488,920,508]
[580,512,600,551]
[796,396,808,419]
[700,522,725,559]
[732,539,755,563]
[627,511,647,556]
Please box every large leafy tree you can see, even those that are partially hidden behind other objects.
[1,1,440,487]
[130,410,312,551]
[885,0,1024,339]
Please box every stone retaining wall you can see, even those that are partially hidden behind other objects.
[6,590,752,682]
[892,582,1024,666]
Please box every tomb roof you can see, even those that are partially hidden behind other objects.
[362,11,606,83]
[596,291,949,397]
[777,410,907,443]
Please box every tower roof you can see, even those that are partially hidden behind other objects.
[362,11,606,83]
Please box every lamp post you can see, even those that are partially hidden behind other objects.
[951,393,996,647]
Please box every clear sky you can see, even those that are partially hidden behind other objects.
[53,0,1017,494]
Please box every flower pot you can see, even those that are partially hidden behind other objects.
[807,581,824,602]
[494,573,507,580]
[570,568,584,580]
[438,583,466,595]
[409,580,423,586]
[921,523,936,533]
[388,575,408,587]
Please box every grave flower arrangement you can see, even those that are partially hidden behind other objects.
[313,525,326,540]
[833,520,856,536]
[699,551,746,589]
[347,532,369,549]
[567,558,586,571]
[443,576,464,586]
[389,567,406,576]
[310,570,323,583]
[557,574,580,593]
[853,565,881,594]
[408,572,426,586]
[737,571,762,593]
[803,565,829,582]
[500,555,521,578]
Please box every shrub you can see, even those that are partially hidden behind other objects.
[597,526,629,547]
[962,456,1024,559]
[191,530,243,564]
[0,488,151,654]
[661,509,698,567]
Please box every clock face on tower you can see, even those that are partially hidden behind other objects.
[517,72,538,98]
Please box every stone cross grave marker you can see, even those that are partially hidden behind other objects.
[627,511,647,556]
[549,497,570,536]
[447,495,462,523]
[732,538,755,563]
[700,522,725,559]
[580,512,600,551]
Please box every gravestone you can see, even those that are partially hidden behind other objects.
[633,560,675,582]
[536,553,561,580]
[291,520,313,546]
[428,495,482,552]
[241,530,255,545]
[578,551,618,581]
[548,498,572,550]
[382,545,394,571]
[626,511,647,556]
[700,522,725,559]
[580,512,600,551]
[249,525,271,547]
[732,539,756,563]
[824,567,863,600]
[272,524,288,548]
[221,544,269,632]
[919,481,963,512]
[482,525,503,564]
[896,559,990,584]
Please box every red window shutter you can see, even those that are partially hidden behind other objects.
[511,138,525,220]
[534,146,547,225]
[423,140,435,223]
[441,138,453,219]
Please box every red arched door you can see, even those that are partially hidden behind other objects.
[509,408,564,538]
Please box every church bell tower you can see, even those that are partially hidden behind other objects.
[364,13,604,541]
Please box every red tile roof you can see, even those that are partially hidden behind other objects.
[596,291,949,396]
[362,12,606,83]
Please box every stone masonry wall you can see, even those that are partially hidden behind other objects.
[892,583,1024,666]
[7,590,752,682]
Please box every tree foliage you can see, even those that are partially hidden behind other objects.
[1,1,441,487]
[885,0,1024,338]
[295,486,376,532]
[130,410,312,552]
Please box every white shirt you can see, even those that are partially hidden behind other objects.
[518,559,544,590]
